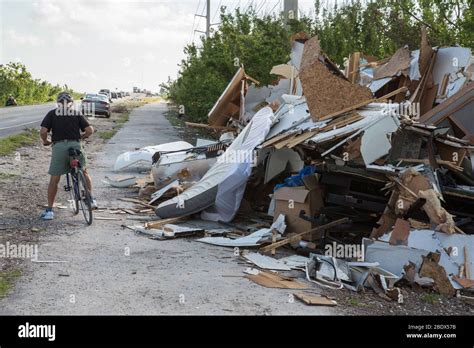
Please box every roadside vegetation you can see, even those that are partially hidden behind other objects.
[161,0,473,123]
[0,269,22,298]
[0,62,81,106]
[0,129,39,157]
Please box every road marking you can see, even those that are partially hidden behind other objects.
[0,119,41,130]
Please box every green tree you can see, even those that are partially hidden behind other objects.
[0,62,80,106]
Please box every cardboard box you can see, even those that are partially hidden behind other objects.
[273,185,324,241]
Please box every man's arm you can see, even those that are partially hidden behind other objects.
[40,127,52,146]
[81,126,94,140]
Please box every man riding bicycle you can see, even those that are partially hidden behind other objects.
[39,92,98,220]
[5,94,17,106]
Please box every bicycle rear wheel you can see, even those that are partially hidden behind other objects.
[77,171,93,225]
[68,174,80,215]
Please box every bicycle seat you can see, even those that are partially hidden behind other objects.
[68,148,82,157]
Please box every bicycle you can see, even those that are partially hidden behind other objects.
[64,147,93,225]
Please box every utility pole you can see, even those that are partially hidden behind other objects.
[195,0,211,38]
[206,0,211,38]
[283,0,298,22]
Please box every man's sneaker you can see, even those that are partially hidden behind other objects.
[90,198,98,210]
[41,209,54,220]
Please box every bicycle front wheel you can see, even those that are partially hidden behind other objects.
[77,171,93,225]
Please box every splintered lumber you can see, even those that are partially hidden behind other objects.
[185,122,235,132]
[145,216,187,230]
[398,158,463,172]
[245,271,310,289]
[294,293,338,306]
[260,131,297,148]
[118,198,155,209]
[319,87,408,121]
[465,246,471,280]
[260,218,349,253]
[95,217,122,221]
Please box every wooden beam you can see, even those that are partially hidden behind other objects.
[319,87,408,121]
[260,218,349,253]
[185,122,235,131]
[245,74,260,86]
[465,246,471,279]
[145,216,187,229]
[118,198,156,209]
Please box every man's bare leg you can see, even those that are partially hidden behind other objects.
[48,175,61,208]
[83,169,93,195]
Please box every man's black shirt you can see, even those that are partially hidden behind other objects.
[40,108,90,142]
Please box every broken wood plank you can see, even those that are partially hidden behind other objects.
[260,218,349,253]
[185,122,235,131]
[145,216,187,230]
[452,275,474,289]
[118,198,155,209]
[294,293,338,306]
[245,271,310,289]
[121,209,138,215]
[465,246,471,280]
[95,216,122,221]
[319,87,408,121]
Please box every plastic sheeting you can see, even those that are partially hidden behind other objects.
[156,107,275,221]
[114,141,193,171]
[201,107,276,222]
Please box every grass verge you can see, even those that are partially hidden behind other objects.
[0,173,18,180]
[0,269,22,298]
[421,293,442,304]
[0,129,39,157]
[97,112,130,140]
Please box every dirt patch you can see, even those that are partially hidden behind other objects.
[164,104,219,145]
[318,285,473,315]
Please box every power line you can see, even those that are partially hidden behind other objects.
[243,0,253,13]
[212,0,223,22]
[269,0,281,15]
[256,0,267,15]
[194,0,210,39]
[190,0,202,44]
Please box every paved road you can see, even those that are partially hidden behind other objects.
[0,103,56,138]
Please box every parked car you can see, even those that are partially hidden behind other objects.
[98,89,112,102]
[111,92,118,99]
[98,92,112,103]
[81,93,111,118]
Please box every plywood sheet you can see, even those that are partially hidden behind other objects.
[374,47,412,80]
[208,68,246,126]
[294,293,338,306]
[245,271,309,289]
[299,36,373,121]
[374,47,411,80]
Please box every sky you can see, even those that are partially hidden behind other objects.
[0,0,318,93]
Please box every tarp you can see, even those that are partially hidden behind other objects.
[156,107,275,220]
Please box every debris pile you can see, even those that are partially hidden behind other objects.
[109,29,474,307]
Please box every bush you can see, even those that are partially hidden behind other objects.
[0,62,81,106]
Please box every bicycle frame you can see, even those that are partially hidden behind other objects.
[63,147,93,225]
